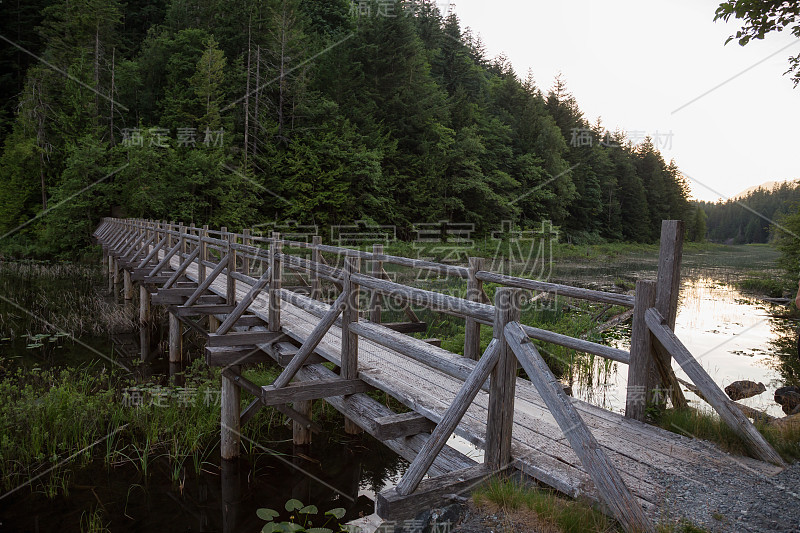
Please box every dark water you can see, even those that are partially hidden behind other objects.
[0,261,406,532]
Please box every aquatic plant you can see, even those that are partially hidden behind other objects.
[257,499,348,533]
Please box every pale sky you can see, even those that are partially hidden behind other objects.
[446,0,799,202]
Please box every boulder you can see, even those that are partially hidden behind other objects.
[775,386,800,415]
[724,380,766,401]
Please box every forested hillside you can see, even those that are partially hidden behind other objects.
[699,181,800,244]
[0,0,695,257]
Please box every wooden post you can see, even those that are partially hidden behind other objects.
[370,243,384,323]
[310,235,321,301]
[226,232,236,305]
[200,225,209,284]
[485,287,521,472]
[139,284,151,362]
[208,314,220,333]
[112,257,121,290]
[242,229,251,276]
[651,220,688,410]
[108,255,114,293]
[221,365,241,459]
[464,257,484,360]
[342,254,362,434]
[123,269,133,300]
[293,400,313,446]
[268,233,282,332]
[625,280,657,421]
[169,311,182,363]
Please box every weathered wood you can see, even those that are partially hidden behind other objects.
[151,288,196,305]
[216,267,272,335]
[485,288,522,472]
[221,365,241,459]
[206,346,272,366]
[226,235,236,304]
[293,399,313,445]
[169,312,182,364]
[381,321,429,334]
[207,330,285,348]
[230,315,266,328]
[475,270,635,307]
[310,235,321,300]
[199,225,209,284]
[148,241,183,278]
[342,255,362,435]
[123,269,133,300]
[272,292,347,388]
[370,412,435,441]
[520,324,630,364]
[353,273,493,323]
[136,236,167,269]
[162,247,201,289]
[139,284,151,362]
[421,338,442,347]
[262,378,371,405]
[240,398,262,427]
[378,464,489,520]
[645,308,784,466]
[504,321,654,533]
[269,234,282,331]
[652,220,689,410]
[395,339,499,495]
[183,253,231,307]
[464,256,484,361]
[370,243,384,323]
[626,280,657,421]
[174,303,235,316]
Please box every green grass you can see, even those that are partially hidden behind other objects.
[653,407,800,463]
[472,476,616,533]
[0,357,292,497]
[737,272,791,298]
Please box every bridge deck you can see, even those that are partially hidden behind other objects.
[164,251,783,522]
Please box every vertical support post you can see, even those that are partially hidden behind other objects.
[221,366,241,459]
[169,311,182,363]
[268,233,282,332]
[370,243,383,323]
[242,229,251,276]
[464,256,484,360]
[293,400,313,446]
[310,235,321,301]
[123,270,133,300]
[112,257,121,291]
[226,232,236,305]
[342,254,363,435]
[200,225,209,284]
[651,220,688,410]
[108,255,114,293]
[139,284,151,362]
[625,280,657,421]
[485,287,522,472]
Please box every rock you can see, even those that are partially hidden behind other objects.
[775,386,800,415]
[724,380,766,401]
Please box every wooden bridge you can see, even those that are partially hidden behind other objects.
[95,218,787,532]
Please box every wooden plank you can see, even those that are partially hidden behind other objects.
[206,346,273,366]
[272,291,347,388]
[520,324,631,364]
[421,338,442,347]
[381,321,428,334]
[485,288,521,472]
[207,330,285,348]
[136,235,167,269]
[645,308,785,466]
[240,398,262,426]
[261,378,372,405]
[378,464,489,520]
[475,270,635,307]
[216,267,271,335]
[504,321,654,533]
[626,280,657,421]
[370,243,384,323]
[395,339,500,495]
[148,241,183,278]
[232,315,266,328]
[174,304,235,316]
[152,288,197,305]
[183,253,230,307]
[162,247,201,289]
[370,412,435,441]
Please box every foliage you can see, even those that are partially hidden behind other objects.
[714,0,800,86]
[256,499,347,533]
[0,0,694,258]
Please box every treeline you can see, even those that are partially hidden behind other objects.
[0,0,694,257]
[698,182,800,244]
